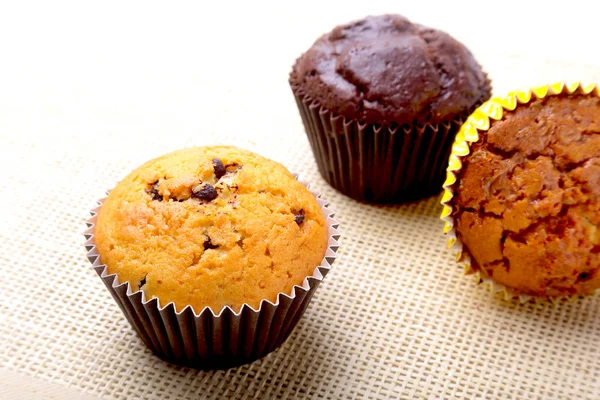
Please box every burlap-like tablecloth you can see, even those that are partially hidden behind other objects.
[1,3,599,399]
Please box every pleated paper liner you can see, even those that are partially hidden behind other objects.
[290,75,491,204]
[440,82,600,303]
[84,178,340,370]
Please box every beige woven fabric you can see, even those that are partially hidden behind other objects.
[2,2,600,399]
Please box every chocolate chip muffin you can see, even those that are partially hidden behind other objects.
[452,92,600,297]
[94,146,329,313]
[290,14,491,203]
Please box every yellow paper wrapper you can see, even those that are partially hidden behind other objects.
[440,82,600,303]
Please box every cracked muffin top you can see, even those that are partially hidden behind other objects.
[290,14,490,126]
[453,94,600,297]
[95,146,329,313]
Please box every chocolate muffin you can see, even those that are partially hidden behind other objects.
[290,14,491,203]
[451,90,600,297]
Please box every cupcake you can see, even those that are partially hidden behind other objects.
[442,83,600,300]
[290,14,491,203]
[85,146,339,369]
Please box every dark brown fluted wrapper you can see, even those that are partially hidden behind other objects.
[292,87,483,204]
[84,182,340,370]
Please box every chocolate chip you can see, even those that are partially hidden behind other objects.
[577,272,592,282]
[192,183,218,202]
[212,158,226,179]
[204,236,218,250]
[146,182,163,201]
[294,209,305,225]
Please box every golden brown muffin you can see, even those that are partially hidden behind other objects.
[95,146,329,313]
[453,94,600,297]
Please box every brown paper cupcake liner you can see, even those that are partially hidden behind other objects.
[84,178,340,370]
[441,82,600,303]
[291,76,491,204]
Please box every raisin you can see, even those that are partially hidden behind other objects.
[192,183,218,202]
[212,158,226,179]
[293,209,305,225]
[204,236,219,250]
[146,181,163,201]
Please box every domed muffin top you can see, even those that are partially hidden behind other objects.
[291,14,490,126]
[453,95,600,296]
[94,146,329,313]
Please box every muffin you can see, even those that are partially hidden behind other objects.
[86,146,339,368]
[290,14,491,203]
[442,83,600,299]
